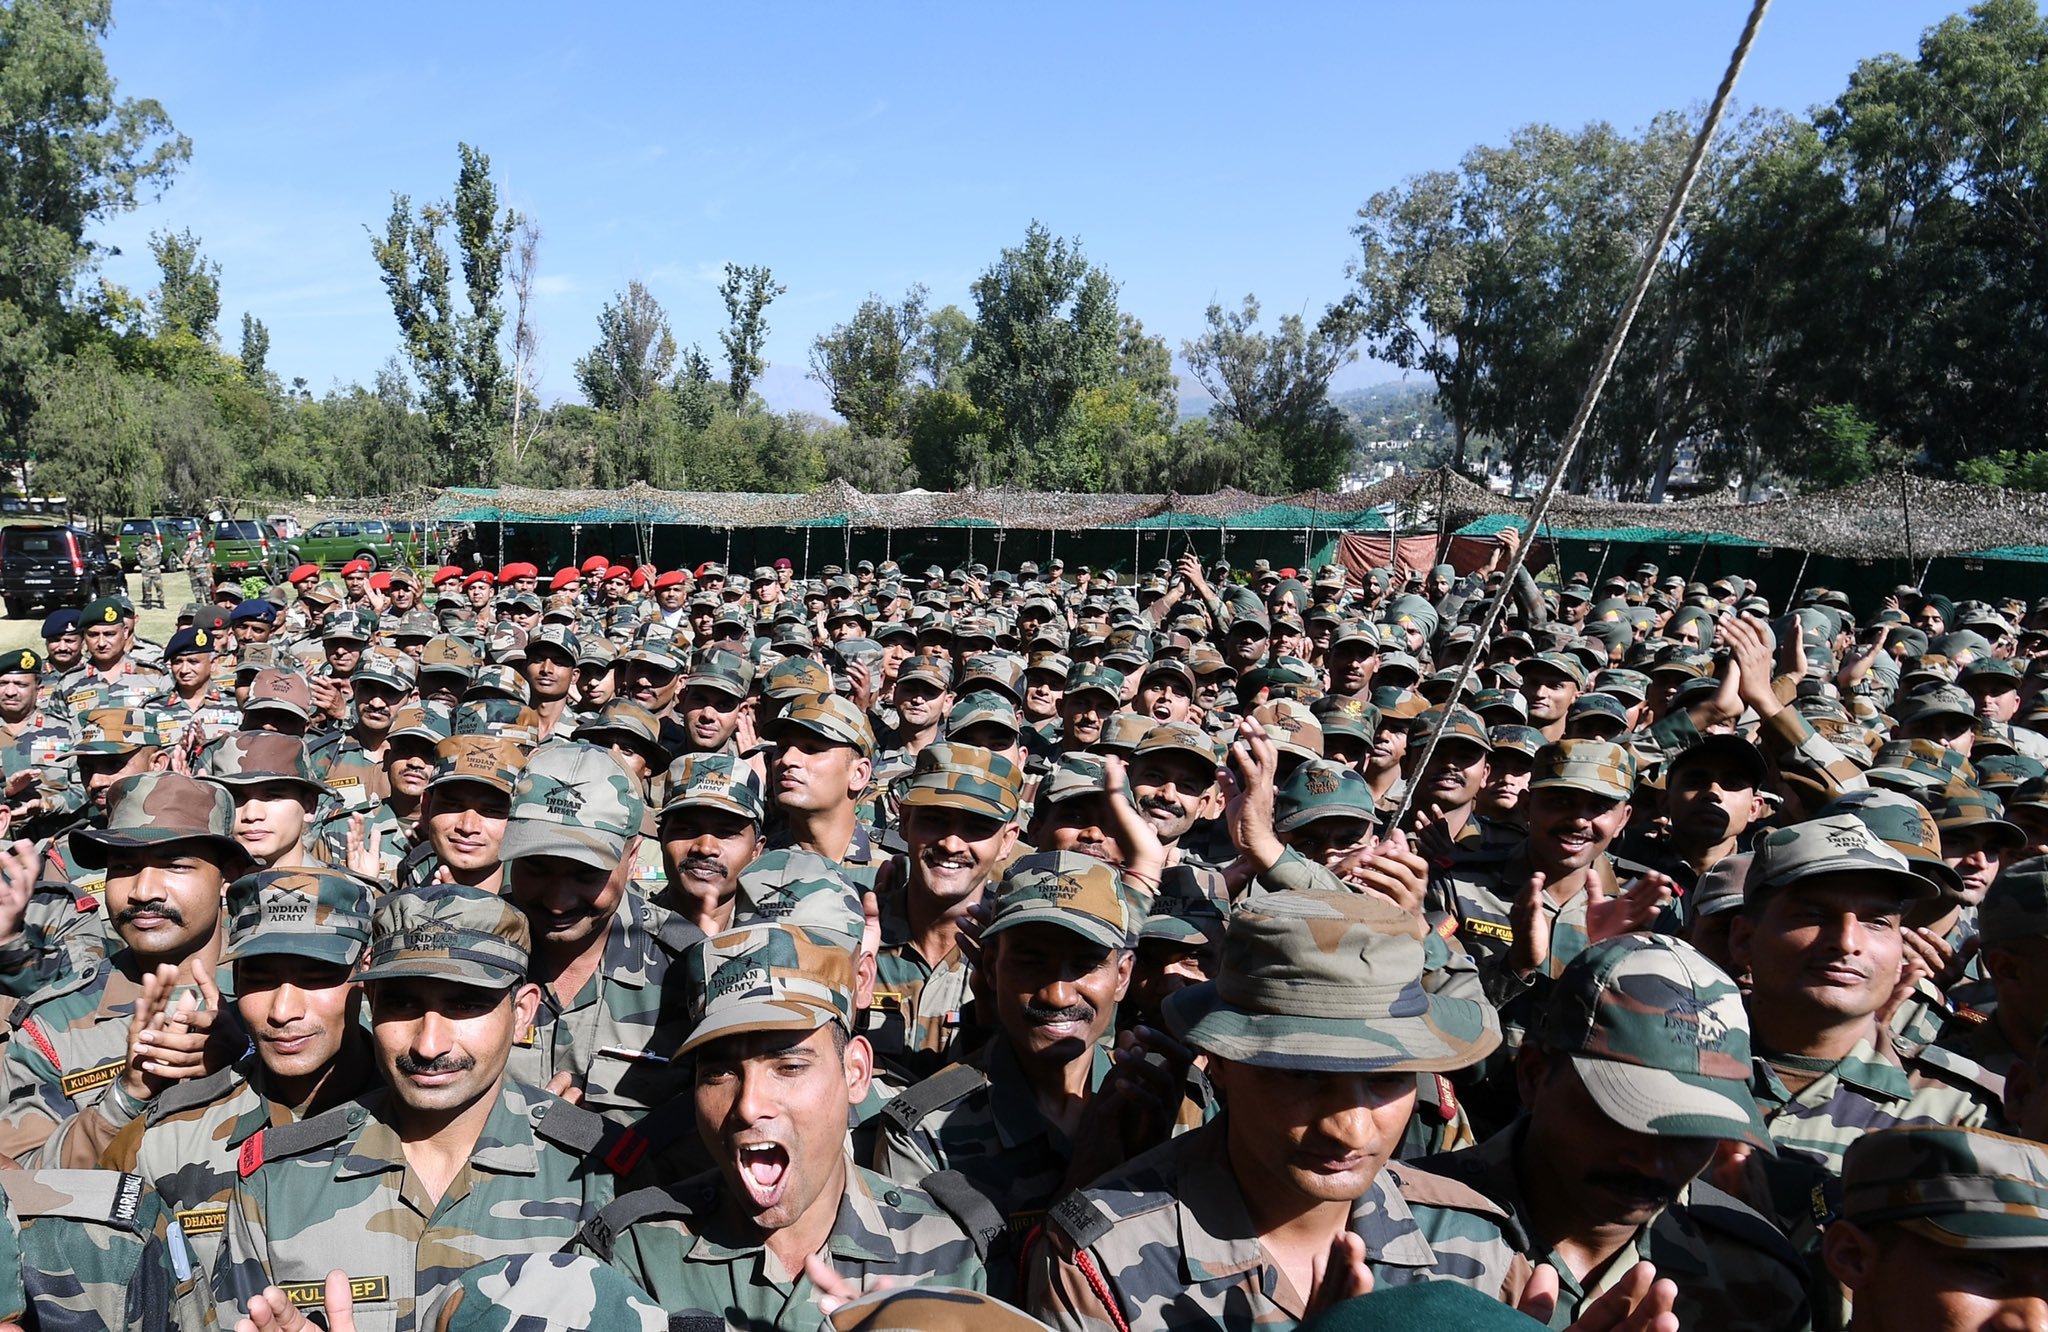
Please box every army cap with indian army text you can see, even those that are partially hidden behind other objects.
[676,921,857,1055]
[682,648,752,698]
[897,742,1023,823]
[1840,1125,2048,1249]
[1528,739,1636,802]
[985,849,1133,953]
[1139,869,1229,948]
[1164,888,1500,1073]
[659,752,766,825]
[360,884,531,990]
[73,707,162,755]
[761,655,832,701]
[427,733,527,795]
[242,668,312,721]
[496,742,645,871]
[1978,855,2048,949]
[1133,721,1223,770]
[733,848,864,941]
[420,635,480,675]
[946,689,1021,740]
[1820,788,1966,897]
[1531,933,1771,1148]
[1744,813,1945,906]
[774,692,875,758]
[70,771,245,870]
[222,868,375,968]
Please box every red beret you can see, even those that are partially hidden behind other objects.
[549,567,581,592]
[340,558,371,577]
[288,563,321,583]
[603,565,632,583]
[774,558,792,570]
[431,565,464,586]
[1279,567,1297,580]
[462,571,495,588]
[369,571,392,592]
[581,555,609,574]
[629,569,649,590]
[652,571,686,590]
[501,562,538,581]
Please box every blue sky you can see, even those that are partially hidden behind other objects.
[91,1,1967,416]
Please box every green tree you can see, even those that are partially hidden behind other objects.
[370,142,517,484]
[920,304,974,393]
[576,280,677,487]
[717,263,785,410]
[808,286,927,439]
[0,0,188,469]
[28,345,158,519]
[238,313,271,388]
[1182,296,1359,491]
[148,227,219,342]
[964,221,1121,475]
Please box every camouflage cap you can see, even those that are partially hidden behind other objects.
[1979,855,2048,948]
[1139,870,1230,948]
[1531,934,1770,1148]
[1416,705,1493,753]
[573,698,666,760]
[1566,691,1632,735]
[1928,783,2027,851]
[1038,752,1124,807]
[1133,721,1223,770]
[387,703,449,746]
[420,635,480,676]
[827,1288,1055,1332]
[1522,652,1589,687]
[761,655,832,701]
[1165,889,1500,1073]
[360,884,531,990]
[203,731,331,796]
[241,669,312,720]
[70,772,244,871]
[1593,668,1652,703]
[465,663,530,705]
[898,651,955,691]
[1895,682,1979,725]
[1529,739,1635,802]
[73,707,161,755]
[351,651,417,694]
[659,752,766,825]
[222,868,375,968]
[1746,813,1944,904]
[898,742,1023,823]
[677,921,857,1055]
[946,689,1021,738]
[1023,651,1071,681]
[1253,698,1324,762]
[986,850,1133,952]
[1096,711,1154,755]
[525,625,579,661]
[497,742,645,871]
[733,848,864,941]
[1869,737,1975,793]
[1310,695,1381,743]
[1691,851,1753,918]
[1488,724,1547,759]
[427,734,527,795]
[1274,759,1378,833]
[1820,788,1966,897]
[319,608,371,643]
[682,650,752,698]
[1065,662,1126,703]
[774,692,875,758]
[452,698,542,747]
[958,652,1025,702]
[1840,1126,2048,1249]
[576,637,618,670]
[1371,686,1430,729]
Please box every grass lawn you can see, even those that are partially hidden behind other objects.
[0,574,195,654]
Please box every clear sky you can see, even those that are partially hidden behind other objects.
[90,0,1967,416]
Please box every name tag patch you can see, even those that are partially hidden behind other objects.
[59,1058,124,1101]
[174,1205,226,1237]
[1462,918,1515,944]
[281,1276,389,1308]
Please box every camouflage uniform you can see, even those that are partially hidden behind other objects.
[420,1252,666,1332]
[136,536,165,609]
[60,661,171,716]
[497,743,701,1122]
[1416,935,1809,1331]
[867,744,1025,1080]
[763,693,893,885]
[0,1165,177,1332]
[1027,889,1508,1332]
[573,920,987,1328]
[210,888,619,1332]
[146,680,243,755]
[0,773,244,1167]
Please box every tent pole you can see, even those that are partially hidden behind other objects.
[1789,548,1812,603]
[1900,470,1917,582]
[803,525,812,580]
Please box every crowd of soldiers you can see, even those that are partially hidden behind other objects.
[0,534,2036,1331]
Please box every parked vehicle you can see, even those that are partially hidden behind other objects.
[116,518,172,569]
[267,514,303,542]
[286,518,403,571]
[0,525,123,617]
[160,516,201,569]
[210,519,277,581]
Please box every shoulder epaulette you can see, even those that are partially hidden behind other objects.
[920,1169,1006,1259]
[530,1094,658,1176]
[0,995,23,1033]
[248,1098,359,1166]
[1045,1188,1115,1249]
[578,1175,718,1261]
[880,1061,989,1133]
[1909,1041,2004,1098]
[1384,1160,1510,1219]
[146,1065,241,1124]
[650,910,705,956]
[0,1168,145,1230]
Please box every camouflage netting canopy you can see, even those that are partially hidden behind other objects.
[246,469,2048,562]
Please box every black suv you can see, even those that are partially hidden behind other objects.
[0,525,123,617]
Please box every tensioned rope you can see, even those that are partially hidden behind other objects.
[1387,0,1774,830]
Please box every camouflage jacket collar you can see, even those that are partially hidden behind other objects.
[340,1080,544,1181]
[1172,1121,1440,1280]
[1753,1030,1914,1107]
[983,1033,1113,1152]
